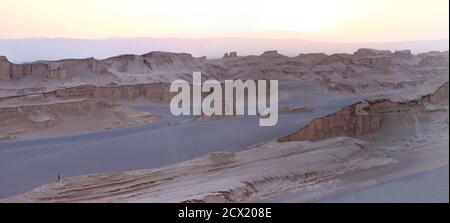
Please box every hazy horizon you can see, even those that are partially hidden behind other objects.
[0,37,448,63]
[0,0,448,63]
[2,34,449,42]
[1,0,448,41]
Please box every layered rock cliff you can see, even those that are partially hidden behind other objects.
[0,99,114,127]
[278,82,449,142]
[0,83,175,103]
[0,96,160,140]
[0,56,109,80]
[52,83,174,101]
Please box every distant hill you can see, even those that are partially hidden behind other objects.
[0,37,448,63]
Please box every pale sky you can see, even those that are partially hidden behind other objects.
[0,0,448,41]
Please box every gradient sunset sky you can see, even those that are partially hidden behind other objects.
[0,0,448,41]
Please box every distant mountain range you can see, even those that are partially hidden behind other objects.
[0,37,448,63]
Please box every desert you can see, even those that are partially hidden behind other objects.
[0,48,447,202]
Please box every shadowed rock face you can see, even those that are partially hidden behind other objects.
[0,56,109,80]
[0,56,11,80]
[278,82,449,142]
[1,56,54,79]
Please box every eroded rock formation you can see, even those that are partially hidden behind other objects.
[1,137,395,203]
[0,99,113,127]
[0,56,11,80]
[0,49,447,96]
[278,82,449,142]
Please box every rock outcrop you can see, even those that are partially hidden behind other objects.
[46,65,67,79]
[0,83,175,103]
[0,96,160,140]
[139,51,201,73]
[294,53,328,66]
[354,48,391,57]
[260,50,288,59]
[223,52,238,58]
[0,56,11,80]
[418,51,449,66]
[317,53,354,65]
[278,82,449,142]
[0,56,110,80]
[52,84,174,101]
[0,99,114,127]
[393,50,413,58]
